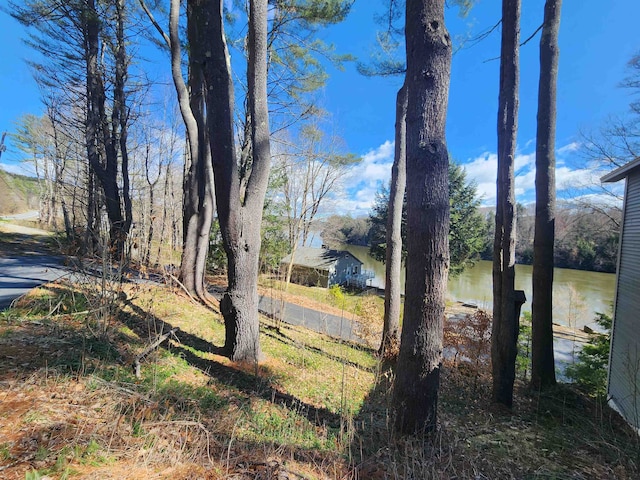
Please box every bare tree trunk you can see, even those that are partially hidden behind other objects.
[144,186,155,265]
[282,157,310,288]
[531,0,562,389]
[284,207,306,288]
[101,26,125,258]
[379,83,407,358]
[158,0,216,300]
[171,162,180,256]
[393,0,451,435]
[83,165,99,255]
[84,0,130,259]
[206,0,272,362]
[31,146,45,224]
[156,161,171,266]
[116,0,132,254]
[284,239,300,287]
[83,0,103,256]
[47,102,72,239]
[491,0,521,408]
[43,152,55,228]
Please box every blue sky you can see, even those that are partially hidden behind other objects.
[1,0,639,215]
[321,0,640,214]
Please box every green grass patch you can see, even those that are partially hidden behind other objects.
[0,442,11,461]
[259,275,384,315]
[1,278,637,479]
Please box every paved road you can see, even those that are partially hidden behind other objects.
[1,253,586,374]
[257,294,364,343]
[0,210,39,221]
[206,285,364,344]
[0,219,68,310]
[0,253,68,310]
[1,221,586,368]
[0,229,364,343]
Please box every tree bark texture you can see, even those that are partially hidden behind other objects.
[115,0,133,251]
[47,103,72,239]
[491,0,521,408]
[531,0,562,389]
[83,0,105,255]
[177,0,215,300]
[204,0,272,362]
[380,83,407,358]
[83,0,131,259]
[393,0,451,435]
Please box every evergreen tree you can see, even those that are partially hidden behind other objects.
[368,160,485,275]
[565,312,612,398]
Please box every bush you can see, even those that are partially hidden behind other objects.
[327,284,345,308]
[565,312,612,398]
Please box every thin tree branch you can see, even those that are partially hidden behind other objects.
[520,23,543,47]
[138,0,171,48]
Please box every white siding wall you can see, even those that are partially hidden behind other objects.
[609,170,640,430]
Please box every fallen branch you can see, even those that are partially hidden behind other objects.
[167,272,220,311]
[133,327,179,378]
[167,273,199,304]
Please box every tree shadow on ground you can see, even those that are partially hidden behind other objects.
[261,322,377,373]
[0,365,347,479]
[0,230,56,256]
[1,282,343,428]
[121,297,343,428]
[3,281,639,478]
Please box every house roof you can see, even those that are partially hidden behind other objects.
[280,247,363,271]
[601,157,640,183]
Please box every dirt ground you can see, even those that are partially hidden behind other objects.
[0,220,52,236]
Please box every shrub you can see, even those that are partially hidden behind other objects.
[327,284,345,308]
[565,312,612,398]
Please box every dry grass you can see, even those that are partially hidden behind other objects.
[0,280,638,479]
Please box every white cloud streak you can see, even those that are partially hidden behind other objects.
[339,140,394,216]
[0,161,36,177]
[332,140,600,215]
[464,141,599,206]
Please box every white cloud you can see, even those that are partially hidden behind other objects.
[463,152,497,204]
[0,162,37,177]
[556,166,603,190]
[567,192,623,208]
[462,141,594,206]
[465,152,497,183]
[515,152,535,172]
[557,141,581,155]
[335,140,596,214]
[515,168,536,197]
[340,140,395,216]
[355,140,394,182]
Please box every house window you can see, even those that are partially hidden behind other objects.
[353,265,358,275]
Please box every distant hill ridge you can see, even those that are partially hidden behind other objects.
[0,169,39,215]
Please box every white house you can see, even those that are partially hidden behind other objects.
[602,157,640,431]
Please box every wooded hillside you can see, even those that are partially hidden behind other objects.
[0,169,39,215]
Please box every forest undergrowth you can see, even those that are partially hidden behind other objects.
[0,279,638,479]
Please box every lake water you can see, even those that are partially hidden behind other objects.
[341,244,616,331]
